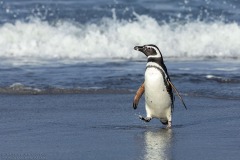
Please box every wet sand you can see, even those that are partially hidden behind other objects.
[0,94,239,160]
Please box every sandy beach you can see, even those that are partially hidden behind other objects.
[0,93,239,160]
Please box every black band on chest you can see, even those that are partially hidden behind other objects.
[147,57,162,64]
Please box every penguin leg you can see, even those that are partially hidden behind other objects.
[160,119,168,125]
[167,121,172,128]
[139,104,153,122]
[139,115,152,122]
[160,119,172,128]
[166,107,172,128]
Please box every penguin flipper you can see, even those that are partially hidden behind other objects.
[168,80,188,110]
[133,82,145,109]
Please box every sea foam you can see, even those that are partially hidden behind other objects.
[0,14,240,64]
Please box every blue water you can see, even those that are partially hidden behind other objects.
[0,1,240,160]
[1,0,240,23]
[0,0,239,100]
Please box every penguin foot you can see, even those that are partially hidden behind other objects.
[139,115,152,122]
[161,120,168,125]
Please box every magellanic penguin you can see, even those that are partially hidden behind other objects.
[133,44,187,128]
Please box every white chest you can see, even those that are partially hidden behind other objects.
[144,67,171,111]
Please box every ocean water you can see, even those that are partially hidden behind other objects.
[0,0,240,97]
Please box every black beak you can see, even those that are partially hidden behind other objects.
[134,45,149,57]
[134,45,144,51]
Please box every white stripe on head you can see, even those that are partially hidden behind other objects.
[145,45,162,58]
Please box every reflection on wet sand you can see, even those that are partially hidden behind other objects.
[144,129,173,160]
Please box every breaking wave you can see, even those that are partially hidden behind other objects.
[0,14,240,64]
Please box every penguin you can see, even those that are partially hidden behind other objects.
[133,44,187,128]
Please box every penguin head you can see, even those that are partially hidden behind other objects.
[134,44,162,58]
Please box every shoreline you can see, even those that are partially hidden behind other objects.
[0,87,239,101]
[0,88,133,95]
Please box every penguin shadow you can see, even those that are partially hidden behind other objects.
[142,128,173,160]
